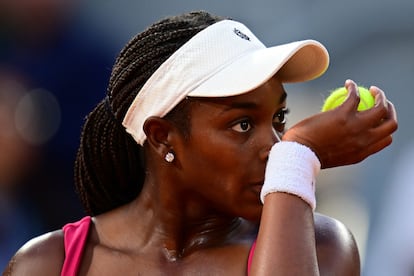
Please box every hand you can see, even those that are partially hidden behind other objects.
[282,79,398,169]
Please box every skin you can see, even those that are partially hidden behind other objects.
[3,77,397,275]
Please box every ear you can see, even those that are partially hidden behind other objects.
[143,116,175,157]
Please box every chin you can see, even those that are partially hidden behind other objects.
[239,206,263,223]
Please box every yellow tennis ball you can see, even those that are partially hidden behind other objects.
[321,86,375,112]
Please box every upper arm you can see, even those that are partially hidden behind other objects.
[2,230,65,276]
[314,213,360,276]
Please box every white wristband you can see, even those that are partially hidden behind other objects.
[260,141,321,210]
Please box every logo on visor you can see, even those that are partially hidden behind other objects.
[233,28,250,41]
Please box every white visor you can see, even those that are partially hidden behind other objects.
[122,19,329,145]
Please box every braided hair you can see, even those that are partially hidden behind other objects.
[74,11,225,216]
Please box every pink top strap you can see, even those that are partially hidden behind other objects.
[61,216,92,276]
[60,216,254,275]
[247,240,256,275]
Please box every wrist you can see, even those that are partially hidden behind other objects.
[260,141,320,210]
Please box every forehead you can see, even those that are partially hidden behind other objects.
[189,76,287,111]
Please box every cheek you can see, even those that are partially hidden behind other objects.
[182,133,263,210]
[186,142,242,184]
[186,131,246,176]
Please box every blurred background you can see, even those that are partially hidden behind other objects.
[1,0,413,275]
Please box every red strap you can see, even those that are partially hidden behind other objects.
[61,216,91,276]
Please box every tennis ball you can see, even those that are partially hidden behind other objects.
[321,86,375,112]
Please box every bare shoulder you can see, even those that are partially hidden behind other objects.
[314,212,360,276]
[2,230,65,276]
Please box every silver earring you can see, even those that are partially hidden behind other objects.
[165,152,175,163]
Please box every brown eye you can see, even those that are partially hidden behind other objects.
[274,108,289,124]
[232,120,251,133]
[273,108,289,132]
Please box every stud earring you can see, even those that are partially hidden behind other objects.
[165,151,175,163]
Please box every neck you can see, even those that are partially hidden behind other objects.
[132,190,247,260]
[94,169,257,262]
[161,215,244,260]
[120,175,256,261]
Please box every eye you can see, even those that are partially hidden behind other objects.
[273,107,289,124]
[273,107,289,131]
[231,119,252,133]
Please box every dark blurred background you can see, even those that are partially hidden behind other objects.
[1,1,413,275]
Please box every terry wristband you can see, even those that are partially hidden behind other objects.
[260,141,321,210]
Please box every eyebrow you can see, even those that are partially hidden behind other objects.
[222,91,287,112]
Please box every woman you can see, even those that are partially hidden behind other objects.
[4,11,397,275]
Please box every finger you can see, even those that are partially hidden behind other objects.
[369,85,388,110]
[372,88,398,129]
[385,100,398,121]
[341,79,360,111]
[370,101,398,134]
[349,133,394,165]
[358,90,393,127]
[364,134,394,157]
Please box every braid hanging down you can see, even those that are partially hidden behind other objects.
[74,11,225,216]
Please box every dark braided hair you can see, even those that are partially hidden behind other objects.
[74,11,225,216]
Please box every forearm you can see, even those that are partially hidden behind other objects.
[248,141,320,275]
[250,192,319,275]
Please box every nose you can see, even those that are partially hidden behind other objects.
[259,128,281,160]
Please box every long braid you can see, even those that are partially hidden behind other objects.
[74,11,225,216]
